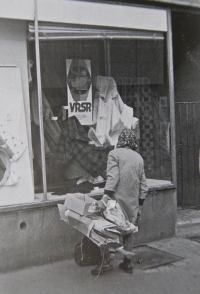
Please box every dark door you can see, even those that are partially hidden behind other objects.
[176,102,200,207]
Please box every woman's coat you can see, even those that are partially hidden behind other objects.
[104,147,148,224]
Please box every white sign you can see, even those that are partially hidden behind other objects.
[66,59,93,125]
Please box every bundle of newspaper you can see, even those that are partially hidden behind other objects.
[58,193,137,251]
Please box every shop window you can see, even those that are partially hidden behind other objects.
[28,25,172,196]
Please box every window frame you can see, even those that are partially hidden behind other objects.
[32,8,176,201]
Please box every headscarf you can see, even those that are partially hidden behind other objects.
[116,128,137,150]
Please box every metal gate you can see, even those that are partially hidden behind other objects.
[175,102,200,207]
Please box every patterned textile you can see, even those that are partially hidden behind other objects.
[116,129,137,150]
[61,116,89,142]
[120,85,171,179]
[138,88,155,173]
[30,89,62,178]
[55,116,113,178]
[122,85,155,173]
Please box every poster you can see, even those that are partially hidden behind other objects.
[66,59,93,125]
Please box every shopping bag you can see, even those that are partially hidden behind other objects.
[103,200,138,235]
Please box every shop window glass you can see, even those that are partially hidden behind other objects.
[28,27,171,195]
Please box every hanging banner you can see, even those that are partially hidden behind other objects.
[66,59,93,125]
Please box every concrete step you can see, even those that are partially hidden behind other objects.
[177,221,200,238]
[176,208,200,238]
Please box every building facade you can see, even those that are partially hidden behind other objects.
[0,0,199,271]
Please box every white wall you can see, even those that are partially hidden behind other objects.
[0,19,34,205]
[0,19,32,161]
[0,0,34,20]
[1,21,28,117]
[37,0,167,31]
[0,0,167,32]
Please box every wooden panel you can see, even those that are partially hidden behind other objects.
[175,104,183,206]
[194,104,200,205]
[179,104,190,206]
[176,102,200,207]
[187,104,196,205]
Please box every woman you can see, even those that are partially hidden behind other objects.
[91,128,148,275]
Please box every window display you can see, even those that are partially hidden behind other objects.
[28,26,172,194]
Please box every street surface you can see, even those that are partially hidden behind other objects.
[0,237,200,294]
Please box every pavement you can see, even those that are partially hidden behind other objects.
[176,207,200,238]
[1,209,200,294]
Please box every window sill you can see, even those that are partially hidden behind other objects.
[147,179,175,192]
[0,179,175,213]
[0,195,65,213]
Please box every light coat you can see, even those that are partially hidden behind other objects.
[105,147,148,224]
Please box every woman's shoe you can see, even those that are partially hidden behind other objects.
[119,257,133,274]
[91,260,113,275]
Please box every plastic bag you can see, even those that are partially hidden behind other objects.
[103,200,138,235]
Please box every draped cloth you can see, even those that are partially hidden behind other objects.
[31,87,61,153]
[88,76,138,147]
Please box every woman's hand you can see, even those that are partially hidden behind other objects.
[95,194,111,212]
[136,206,143,224]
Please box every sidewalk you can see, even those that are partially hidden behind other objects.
[176,207,200,237]
[1,208,200,294]
[0,236,200,294]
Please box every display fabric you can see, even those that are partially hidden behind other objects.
[31,87,61,151]
[31,88,63,184]
[122,85,171,179]
[89,76,138,147]
[135,88,155,172]
[55,116,113,178]
[30,72,170,191]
